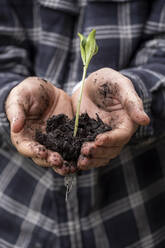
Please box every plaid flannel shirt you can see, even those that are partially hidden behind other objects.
[0,0,165,247]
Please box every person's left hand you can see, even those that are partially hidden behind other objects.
[72,68,150,170]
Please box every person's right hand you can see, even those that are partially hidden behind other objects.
[5,77,75,175]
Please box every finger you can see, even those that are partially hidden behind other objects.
[32,157,51,167]
[81,142,122,159]
[32,151,63,168]
[6,101,26,133]
[52,161,77,176]
[95,129,131,147]
[47,151,63,167]
[119,80,150,126]
[52,167,69,176]
[13,139,48,159]
[78,155,110,170]
[124,97,150,126]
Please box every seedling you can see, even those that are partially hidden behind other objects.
[64,30,98,201]
[73,29,98,137]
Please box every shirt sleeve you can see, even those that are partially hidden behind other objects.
[0,1,33,139]
[120,0,165,140]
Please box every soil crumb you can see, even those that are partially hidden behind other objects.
[36,113,111,163]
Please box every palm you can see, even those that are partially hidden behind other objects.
[11,79,70,145]
[73,78,136,136]
[77,92,136,138]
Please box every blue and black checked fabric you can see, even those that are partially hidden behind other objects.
[0,0,165,247]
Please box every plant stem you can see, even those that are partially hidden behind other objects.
[73,65,87,137]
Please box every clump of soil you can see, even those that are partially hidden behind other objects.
[36,113,111,163]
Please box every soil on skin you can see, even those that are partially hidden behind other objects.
[36,113,112,163]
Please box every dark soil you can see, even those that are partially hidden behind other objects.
[36,113,111,163]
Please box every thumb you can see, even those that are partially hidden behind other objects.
[123,94,150,126]
[6,101,26,133]
[116,76,150,126]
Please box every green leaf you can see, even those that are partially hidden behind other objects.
[78,33,87,66]
[85,29,98,67]
[78,29,98,67]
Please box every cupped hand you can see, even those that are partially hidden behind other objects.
[72,68,150,170]
[6,77,75,175]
